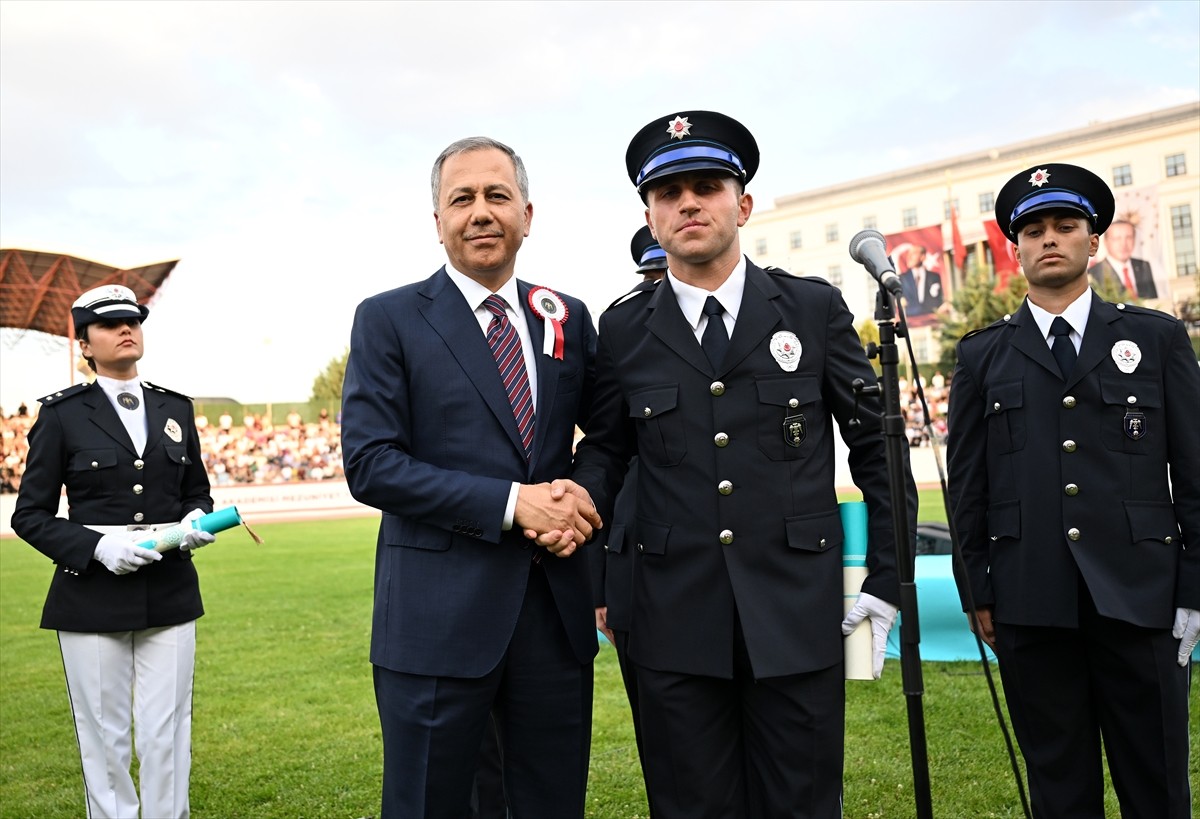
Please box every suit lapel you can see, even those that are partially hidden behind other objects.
[1008,299,1062,379]
[84,384,138,456]
[1070,294,1122,388]
[142,387,170,454]
[645,277,713,376]
[419,268,528,460]
[721,263,783,375]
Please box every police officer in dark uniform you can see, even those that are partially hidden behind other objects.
[571,111,914,818]
[12,285,214,819]
[947,164,1199,818]
[589,225,668,809]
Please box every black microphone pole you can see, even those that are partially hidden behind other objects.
[858,283,933,819]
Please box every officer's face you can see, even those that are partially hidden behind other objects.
[644,172,752,274]
[434,148,532,286]
[79,318,144,376]
[1014,212,1099,289]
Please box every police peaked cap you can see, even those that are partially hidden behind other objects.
[71,284,150,330]
[631,225,668,274]
[626,110,759,200]
[995,163,1115,239]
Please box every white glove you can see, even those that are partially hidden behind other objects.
[93,533,162,575]
[179,509,216,551]
[841,592,898,680]
[1172,608,1200,667]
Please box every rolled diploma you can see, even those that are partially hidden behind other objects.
[841,501,874,680]
[136,506,244,552]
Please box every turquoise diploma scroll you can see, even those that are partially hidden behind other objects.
[840,501,874,680]
[137,506,245,552]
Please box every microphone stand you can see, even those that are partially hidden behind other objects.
[856,284,933,819]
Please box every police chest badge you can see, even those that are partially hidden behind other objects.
[783,412,806,447]
[770,331,801,372]
[1111,340,1140,374]
[1123,410,1146,441]
[164,418,183,443]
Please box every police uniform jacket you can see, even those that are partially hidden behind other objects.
[341,268,598,679]
[11,381,210,633]
[947,293,1200,628]
[573,261,912,679]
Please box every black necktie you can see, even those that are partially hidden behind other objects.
[1050,316,1076,379]
[701,296,729,370]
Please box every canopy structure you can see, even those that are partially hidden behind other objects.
[0,249,178,339]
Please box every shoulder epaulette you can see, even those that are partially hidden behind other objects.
[142,381,194,401]
[606,280,658,311]
[960,314,1012,342]
[37,382,91,406]
[1109,301,1180,323]
[764,266,833,288]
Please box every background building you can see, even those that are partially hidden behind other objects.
[744,102,1200,366]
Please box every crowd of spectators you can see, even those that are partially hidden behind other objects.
[899,372,950,447]
[0,403,343,494]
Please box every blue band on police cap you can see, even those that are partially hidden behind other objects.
[637,144,744,187]
[639,246,667,266]
[1011,189,1096,227]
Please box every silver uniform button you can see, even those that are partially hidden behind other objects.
[133,512,145,522]
[1064,483,1079,496]
[644,407,652,417]
[1117,303,1126,310]
[993,402,1001,411]
[1165,536,1173,544]
[637,543,644,553]
[1062,440,1077,453]
[1067,527,1081,541]
[1126,395,1137,404]
[134,459,145,470]
[91,461,99,469]
[819,538,827,549]
[714,432,729,447]
[133,484,144,495]
[710,381,725,396]
[1062,396,1077,409]
[788,398,799,408]
[718,480,733,495]
[719,529,734,545]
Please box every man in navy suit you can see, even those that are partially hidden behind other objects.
[342,136,601,818]
[898,244,944,316]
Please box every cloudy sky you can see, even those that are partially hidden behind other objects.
[2,0,1197,409]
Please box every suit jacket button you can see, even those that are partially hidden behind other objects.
[1062,396,1077,409]
[134,459,145,469]
[133,512,145,522]
[819,538,827,549]
[714,432,729,447]
[1062,440,1077,453]
[644,407,652,417]
[91,461,99,469]
[710,381,726,396]
[1067,527,1081,541]
[1064,483,1079,496]
[638,543,644,552]
[719,529,734,545]
[718,480,733,495]
[788,398,799,408]
[993,402,1001,412]
[1165,536,1173,544]
[133,484,144,495]
[1126,395,1137,404]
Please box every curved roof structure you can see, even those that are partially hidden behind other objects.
[0,249,177,338]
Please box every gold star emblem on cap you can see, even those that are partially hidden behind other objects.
[1029,168,1050,187]
[666,116,692,140]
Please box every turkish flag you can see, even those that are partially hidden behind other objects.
[983,218,1020,292]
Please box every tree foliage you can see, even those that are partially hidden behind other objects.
[311,348,349,404]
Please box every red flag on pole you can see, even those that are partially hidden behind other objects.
[951,206,966,277]
[983,218,1020,292]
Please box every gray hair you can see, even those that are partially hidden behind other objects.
[431,136,530,209]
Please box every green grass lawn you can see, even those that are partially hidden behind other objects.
[2,492,1196,817]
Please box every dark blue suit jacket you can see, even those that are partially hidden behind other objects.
[342,268,598,678]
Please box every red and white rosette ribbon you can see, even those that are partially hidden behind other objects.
[528,286,569,360]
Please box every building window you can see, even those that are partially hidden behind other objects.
[755,237,768,256]
[1112,164,1132,187]
[827,265,843,287]
[862,215,877,230]
[978,192,994,214]
[902,207,918,228]
[789,230,803,250]
[825,223,839,243]
[943,198,960,220]
[1171,204,1196,275]
[1166,153,1187,177]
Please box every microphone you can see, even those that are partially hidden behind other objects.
[848,229,903,296]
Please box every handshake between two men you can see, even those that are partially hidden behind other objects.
[515,479,601,558]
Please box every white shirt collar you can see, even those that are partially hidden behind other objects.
[1027,288,1093,348]
[668,255,747,332]
[444,264,522,314]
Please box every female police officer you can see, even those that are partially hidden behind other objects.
[12,284,215,818]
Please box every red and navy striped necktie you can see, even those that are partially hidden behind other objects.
[484,294,535,460]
